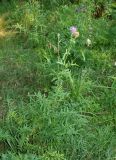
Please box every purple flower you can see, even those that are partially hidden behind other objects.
[69,26,80,39]
[70,26,77,34]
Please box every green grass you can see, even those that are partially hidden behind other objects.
[0,0,116,160]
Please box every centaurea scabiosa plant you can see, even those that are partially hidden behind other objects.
[55,26,79,90]
[57,26,80,68]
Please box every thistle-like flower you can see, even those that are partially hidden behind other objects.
[70,26,79,38]
[86,38,92,47]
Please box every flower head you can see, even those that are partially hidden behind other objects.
[70,26,79,38]
[70,26,77,34]
[86,38,92,47]
[114,61,116,66]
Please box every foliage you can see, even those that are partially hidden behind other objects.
[0,0,116,160]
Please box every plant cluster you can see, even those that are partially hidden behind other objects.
[0,0,116,159]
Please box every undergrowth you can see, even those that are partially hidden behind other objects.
[0,0,116,159]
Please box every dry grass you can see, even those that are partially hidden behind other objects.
[0,14,16,38]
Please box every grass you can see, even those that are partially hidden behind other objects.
[0,0,116,159]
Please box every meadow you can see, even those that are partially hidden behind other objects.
[0,0,116,159]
